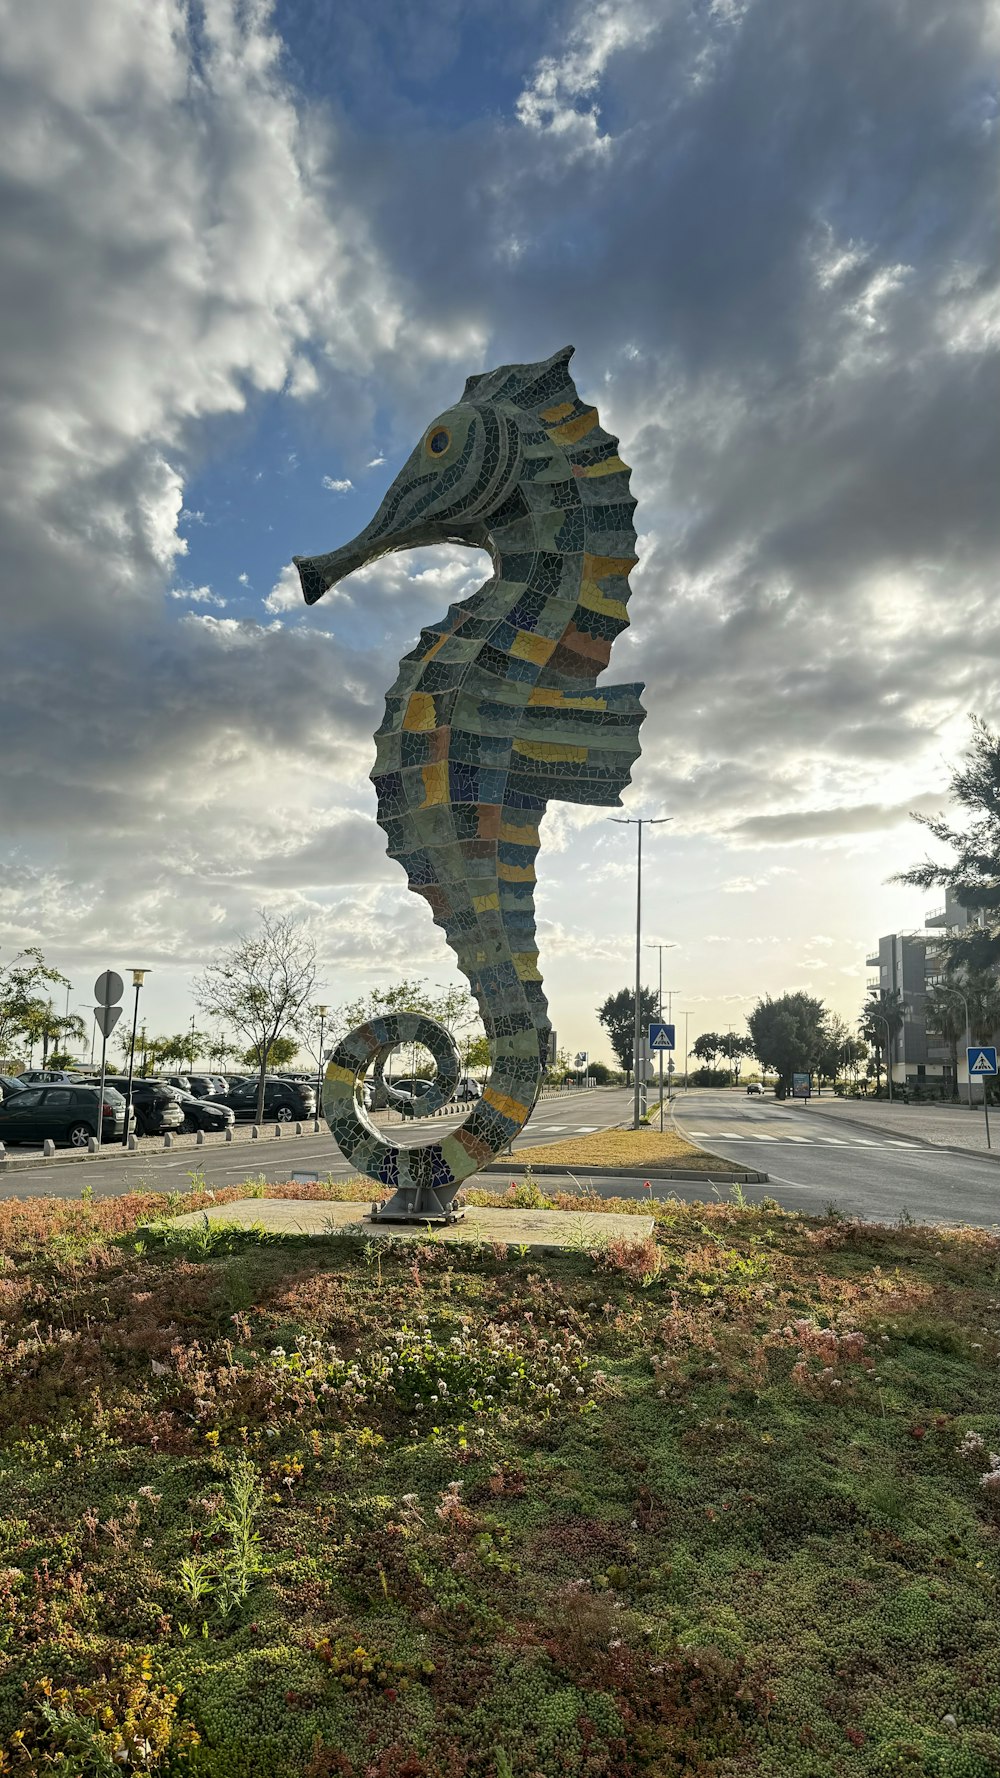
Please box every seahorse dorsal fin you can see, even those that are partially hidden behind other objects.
[462,372,485,399]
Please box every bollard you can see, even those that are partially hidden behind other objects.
[295,1122,302,1136]
[225,1128,233,1143]
[196,1130,205,1146]
[43,1139,55,1157]
[273,1124,282,1138]
[163,1133,173,1149]
[88,1137,98,1153]
[128,1133,138,1152]
[0,1142,6,1161]
[313,1118,320,1133]
[251,1125,259,1140]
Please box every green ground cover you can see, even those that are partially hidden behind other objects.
[0,1178,996,1777]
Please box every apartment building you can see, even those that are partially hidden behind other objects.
[865,890,981,1096]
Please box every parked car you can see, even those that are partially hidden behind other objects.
[454,1077,483,1102]
[173,1092,235,1134]
[746,1082,764,1096]
[184,1075,228,1100]
[91,1077,186,1137]
[0,1084,125,1147]
[0,1075,26,1102]
[161,1075,192,1095]
[224,1078,317,1123]
[17,1069,84,1087]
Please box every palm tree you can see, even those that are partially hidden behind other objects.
[859,989,905,1095]
[925,982,966,1100]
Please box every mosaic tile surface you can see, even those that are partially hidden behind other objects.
[295,346,645,1218]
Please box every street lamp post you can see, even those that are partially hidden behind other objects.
[646,942,677,1131]
[611,815,670,1129]
[314,1004,328,1116]
[122,970,148,1146]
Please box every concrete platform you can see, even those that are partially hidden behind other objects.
[170,1198,655,1253]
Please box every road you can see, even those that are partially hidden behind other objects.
[0,1088,630,1201]
[668,1089,1000,1228]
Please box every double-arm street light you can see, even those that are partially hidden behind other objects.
[610,814,670,1129]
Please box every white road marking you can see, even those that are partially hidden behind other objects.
[682,1125,926,1154]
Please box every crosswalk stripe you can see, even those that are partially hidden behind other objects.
[681,1126,925,1153]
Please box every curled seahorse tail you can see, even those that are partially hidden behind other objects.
[322,1013,542,1220]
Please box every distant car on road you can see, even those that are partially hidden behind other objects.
[0,1084,125,1147]
[746,1082,765,1096]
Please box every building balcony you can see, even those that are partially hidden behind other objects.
[924,908,948,928]
[865,954,880,969]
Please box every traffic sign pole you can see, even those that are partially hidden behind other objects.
[93,972,125,1150]
[966,1046,997,1150]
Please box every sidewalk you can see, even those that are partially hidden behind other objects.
[802,1094,998,1155]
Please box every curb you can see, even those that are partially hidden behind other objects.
[0,1121,325,1176]
[484,1164,769,1183]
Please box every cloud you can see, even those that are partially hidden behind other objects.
[264,563,306,615]
[728,794,947,845]
[322,476,354,493]
[2,0,997,1050]
[169,585,227,608]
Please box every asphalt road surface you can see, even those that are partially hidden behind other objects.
[668,1089,1000,1228]
[0,1088,631,1202]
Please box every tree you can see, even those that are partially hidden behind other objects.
[895,716,1000,974]
[241,1035,299,1072]
[691,1032,722,1071]
[815,1013,852,1091]
[747,993,827,1096]
[194,910,317,1125]
[718,1032,754,1082]
[0,948,70,1062]
[925,981,966,1101]
[596,986,659,1080]
[859,989,905,1093]
[19,999,86,1067]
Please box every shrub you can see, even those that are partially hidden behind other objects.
[1,1653,199,1775]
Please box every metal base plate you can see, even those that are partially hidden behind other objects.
[368,1202,466,1227]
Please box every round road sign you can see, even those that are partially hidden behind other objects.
[94,970,124,1007]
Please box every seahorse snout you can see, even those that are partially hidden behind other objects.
[294,531,376,605]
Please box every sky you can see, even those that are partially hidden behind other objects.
[1,0,998,1067]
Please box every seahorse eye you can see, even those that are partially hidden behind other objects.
[426,426,451,458]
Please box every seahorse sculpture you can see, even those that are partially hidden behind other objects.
[294,346,645,1220]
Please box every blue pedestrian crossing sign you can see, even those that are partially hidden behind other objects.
[967,1045,998,1076]
[648,1022,675,1051]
